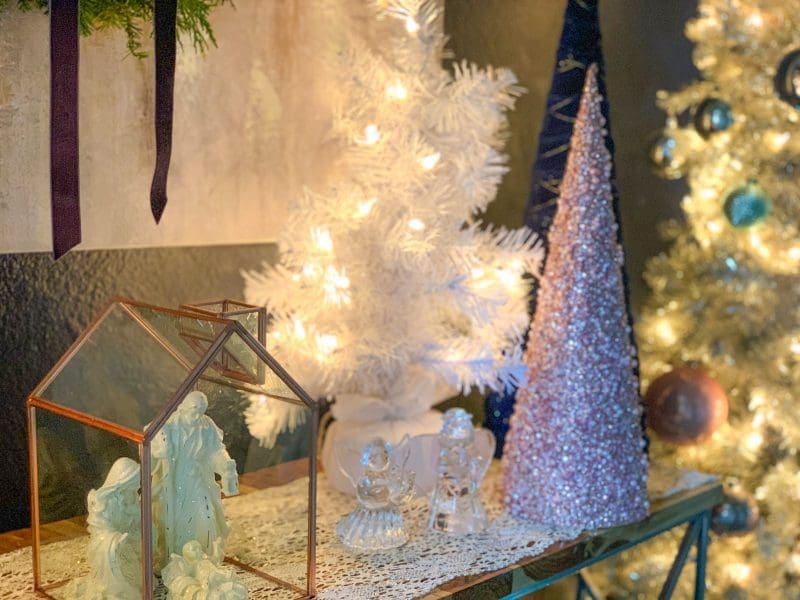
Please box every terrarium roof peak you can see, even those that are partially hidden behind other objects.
[29,298,315,441]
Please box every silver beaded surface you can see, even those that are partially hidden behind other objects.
[502,64,649,530]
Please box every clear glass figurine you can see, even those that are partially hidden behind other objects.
[335,436,415,551]
[427,408,495,535]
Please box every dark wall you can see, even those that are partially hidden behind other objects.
[445,0,698,311]
[0,245,276,532]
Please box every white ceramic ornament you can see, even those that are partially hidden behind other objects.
[335,436,415,552]
[425,408,494,535]
[152,391,239,569]
[162,539,247,599]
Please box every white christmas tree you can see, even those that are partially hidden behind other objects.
[243,0,541,465]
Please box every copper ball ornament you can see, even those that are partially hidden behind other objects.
[644,367,728,445]
[711,490,759,536]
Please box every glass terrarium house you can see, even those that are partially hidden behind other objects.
[27,298,318,599]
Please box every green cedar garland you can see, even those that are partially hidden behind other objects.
[2,0,229,57]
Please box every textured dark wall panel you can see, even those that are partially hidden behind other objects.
[0,244,276,532]
[445,0,698,311]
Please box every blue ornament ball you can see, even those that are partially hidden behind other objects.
[723,183,771,228]
[775,49,800,109]
[694,98,734,138]
[649,133,684,180]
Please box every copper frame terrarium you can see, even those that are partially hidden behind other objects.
[27,298,318,599]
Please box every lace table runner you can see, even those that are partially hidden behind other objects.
[0,463,716,599]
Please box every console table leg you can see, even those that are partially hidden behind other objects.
[694,511,710,600]
[575,573,601,600]
[658,517,702,599]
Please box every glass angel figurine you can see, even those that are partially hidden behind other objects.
[335,436,415,552]
[426,408,495,535]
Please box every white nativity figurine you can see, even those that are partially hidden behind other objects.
[162,539,247,600]
[335,436,415,552]
[152,391,239,569]
[67,457,143,599]
[426,408,494,535]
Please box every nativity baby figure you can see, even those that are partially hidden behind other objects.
[162,539,247,600]
[152,391,239,570]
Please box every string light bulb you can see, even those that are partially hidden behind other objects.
[322,266,351,306]
[653,317,678,346]
[420,152,441,170]
[743,430,764,454]
[386,80,408,102]
[316,333,339,356]
[302,262,320,278]
[404,15,420,34]
[408,218,425,231]
[765,130,790,153]
[361,124,381,145]
[355,197,377,218]
[311,227,334,253]
[293,318,307,341]
[495,267,517,288]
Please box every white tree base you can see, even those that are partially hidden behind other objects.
[321,410,443,495]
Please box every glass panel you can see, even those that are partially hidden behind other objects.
[197,330,306,405]
[151,344,312,596]
[34,407,142,597]
[127,304,231,370]
[229,310,262,342]
[39,303,191,432]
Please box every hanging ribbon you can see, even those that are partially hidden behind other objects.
[150,0,178,223]
[50,0,81,259]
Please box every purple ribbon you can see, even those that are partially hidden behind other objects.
[50,0,81,259]
[150,0,178,223]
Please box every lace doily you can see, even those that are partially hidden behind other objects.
[0,463,716,599]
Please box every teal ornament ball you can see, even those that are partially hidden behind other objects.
[775,49,800,109]
[694,98,734,138]
[649,134,684,179]
[723,184,771,228]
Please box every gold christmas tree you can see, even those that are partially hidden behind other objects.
[595,1,800,597]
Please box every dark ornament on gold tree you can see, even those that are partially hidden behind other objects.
[644,366,728,445]
[723,182,771,228]
[694,98,734,138]
[775,49,800,109]
[649,133,685,180]
[711,487,759,536]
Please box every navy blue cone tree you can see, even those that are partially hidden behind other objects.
[485,0,640,456]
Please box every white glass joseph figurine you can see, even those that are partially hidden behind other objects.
[152,391,239,569]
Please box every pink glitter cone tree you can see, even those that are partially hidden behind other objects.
[502,64,649,530]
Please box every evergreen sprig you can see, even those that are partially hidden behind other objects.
[2,0,230,58]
